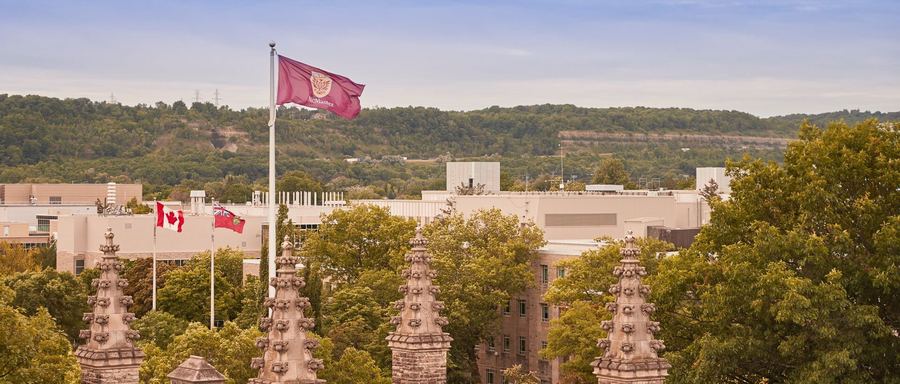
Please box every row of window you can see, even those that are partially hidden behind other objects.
[540,265,565,284]
[502,300,552,322]
[487,335,529,355]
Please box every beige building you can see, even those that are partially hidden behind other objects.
[0,182,141,205]
[362,189,708,240]
[477,240,602,384]
[0,221,50,249]
[56,214,266,274]
[55,201,337,275]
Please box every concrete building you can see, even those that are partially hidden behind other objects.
[446,162,501,193]
[0,221,51,249]
[55,201,338,275]
[695,167,732,195]
[0,182,141,205]
[363,189,707,241]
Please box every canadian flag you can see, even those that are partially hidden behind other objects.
[156,202,185,232]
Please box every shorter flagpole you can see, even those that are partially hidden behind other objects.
[152,200,158,311]
[210,201,216,329]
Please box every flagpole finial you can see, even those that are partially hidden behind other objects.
[269,41,276,48]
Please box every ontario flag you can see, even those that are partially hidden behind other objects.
[213,204,246,234]
[276,55,365,119]
[156,202,184,233]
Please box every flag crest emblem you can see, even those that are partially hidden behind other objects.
[310,72,332,98]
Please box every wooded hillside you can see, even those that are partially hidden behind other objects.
[1,94,895,200]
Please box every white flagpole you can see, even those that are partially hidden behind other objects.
[152,200,158,311]
[210,203,216,329]
[267,42,277,300]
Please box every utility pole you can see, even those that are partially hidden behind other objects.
[213,89,221,107]
[109,93,116,104]
[194,90,201,103]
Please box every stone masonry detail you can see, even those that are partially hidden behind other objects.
[593,231,670,384]
[386,229,452,384]
[75,227,144,384]
[167,355,226,384]
[250,236,324,384]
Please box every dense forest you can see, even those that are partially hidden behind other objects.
[1,94,896,200]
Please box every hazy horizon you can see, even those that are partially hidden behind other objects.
[2,0,898,117]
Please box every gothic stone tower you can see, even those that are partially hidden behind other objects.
[250,236,324,384]
[386,229,452,384]
[593,231,670,384]
[76,228,144,384]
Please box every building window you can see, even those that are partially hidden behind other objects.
[503,335,510,352]
[518,299,526,317]
[541,264,549,284]
[541,303,550,322]
[486,369,495,384]
[518,336,527,355]
[503,300,511,316]
[37,219,50,232]
[49,196,62,204]
[557,267,566,278]
[541,340,548,350]
[75,259,85,275]
[487,337,496,352]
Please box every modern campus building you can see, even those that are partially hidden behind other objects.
[3,165,729,383]
[0,182,141,205]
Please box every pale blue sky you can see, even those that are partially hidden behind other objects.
[1,0,897,116]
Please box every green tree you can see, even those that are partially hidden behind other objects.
[303,204,416,283]
[2,269,88,341]
[158,249,244,324]
[277,170,324,193]
[542,237,671,382]
[123,257,177,317]
[319,347,391,384]
[564,180,586,191]
[0,242,39,275]
[503,364,540,384]
[423,209,545,383]
[233,275,265,329]
[140,322,262,384]
[33,243,57,270]
[652,120,900,383]
[0,286,80,384]
[591,157,633,187]
[126,197,152,214]
[131,310,188,349]
[298,262,325,331]
[321,276,398,370]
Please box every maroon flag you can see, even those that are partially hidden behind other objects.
[276,55,365,119]
[213,205,246,234]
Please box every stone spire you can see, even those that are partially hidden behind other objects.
[593,231,670,384]
[250,236,324,384]
[76,228,144,384]
[168,355,226,384]
[386,229,452,384]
